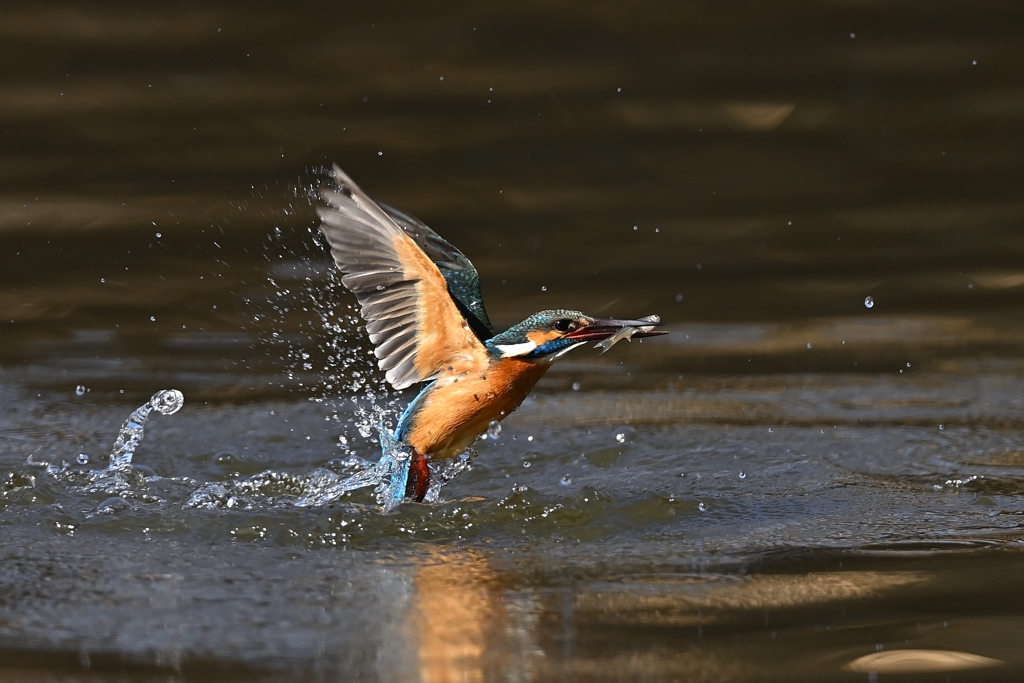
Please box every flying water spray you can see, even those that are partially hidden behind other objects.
[294,424,411,512]
[108,390,184,470]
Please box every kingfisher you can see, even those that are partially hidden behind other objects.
[318,166,665,501]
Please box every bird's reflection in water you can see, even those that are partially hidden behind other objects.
[397,557,940,682]
[408,547,540,683]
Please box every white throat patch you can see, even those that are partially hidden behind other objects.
[493,340,538,358]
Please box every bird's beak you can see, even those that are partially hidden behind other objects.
[564,317,668,342]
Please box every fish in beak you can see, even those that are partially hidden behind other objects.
[565,315,667,353]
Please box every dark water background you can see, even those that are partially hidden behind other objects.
[4,2,1024,681]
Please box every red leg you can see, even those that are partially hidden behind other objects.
[405,449,431,502]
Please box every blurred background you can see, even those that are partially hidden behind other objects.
[3,1,1024,681]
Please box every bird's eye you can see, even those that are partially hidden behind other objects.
[553,319,573,332]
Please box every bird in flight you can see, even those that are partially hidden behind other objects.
[318,166,665,501]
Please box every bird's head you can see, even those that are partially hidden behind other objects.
[486,309,665,361]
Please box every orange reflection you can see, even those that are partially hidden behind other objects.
[411,547,501,683]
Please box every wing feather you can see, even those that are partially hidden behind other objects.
[379,202,494,339]
[318,165,488,390]
[375,329,418,360]
[386,354,421,387]
[360,295,420,321]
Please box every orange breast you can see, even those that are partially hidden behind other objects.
[404,358,549,460]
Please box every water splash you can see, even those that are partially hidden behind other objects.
[293,423,411,512]
[263,219,403,456]
[186,430,472,513]
[109,390,184,470]
[11,389,189,514]
[423,450,474,503]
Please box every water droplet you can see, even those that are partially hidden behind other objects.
[75,385,86,396]
[560,475,572,485]
[155,232,162,238]
[850,32,856,39]
[698,502,707,512]
[100,278,105,283]
[150,316,156,322]
[675,293,683,302]
[76,453,89,465]
[522,460,531,468]
[151,389,184,415]
[613,425,635,444]
[527,435,534,442]
[768,427,773,433]
[864,296,874,308]
[487,420,502,439]
[806,342,812,349]
[571,382,580,391]
[939,424,944,430]
[907,362,911,367]
[541,285,547,292]
[739,471,746,479]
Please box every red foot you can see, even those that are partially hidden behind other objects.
[406,450,430,502]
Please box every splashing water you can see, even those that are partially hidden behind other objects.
[15,389,188,510]
[108,389,184,470]
[423,450,474,503]
[293,423,411,512]
[264,217,404,455]
[286,427,475,511]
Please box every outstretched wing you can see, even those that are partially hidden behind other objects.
[317,165,488,390]
[378,201,494,340]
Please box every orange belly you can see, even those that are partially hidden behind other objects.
[404,358,549,460]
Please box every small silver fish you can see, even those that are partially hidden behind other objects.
[595,314,661,354]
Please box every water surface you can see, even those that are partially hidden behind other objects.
[3,2,1024,681]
